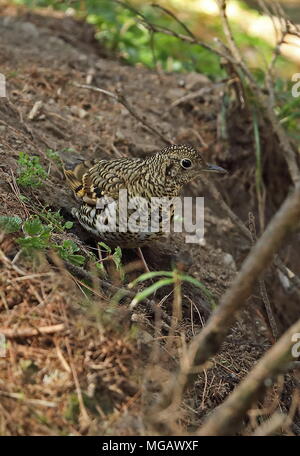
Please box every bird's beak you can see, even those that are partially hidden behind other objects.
[204,163,227,174]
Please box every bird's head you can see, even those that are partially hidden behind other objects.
[157,144,227,187]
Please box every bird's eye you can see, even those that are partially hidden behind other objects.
[181,159,192,169]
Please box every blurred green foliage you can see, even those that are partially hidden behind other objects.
[14,0,300,137]
[0,215,23,233]
[16,0,223,75]
[275,79,300,141]
[4,213,85,266]
[15,0,292,80]
[86,0,224,76]
[17,152,47,187]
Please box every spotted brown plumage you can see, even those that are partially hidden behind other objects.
[64,144,226,248]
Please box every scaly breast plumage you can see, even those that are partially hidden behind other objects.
[73,193,175,247]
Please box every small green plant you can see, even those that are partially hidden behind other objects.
[0,210,82,266]
[98,242,125,280]
[39,207,73,232]
[17,217,51,251]
[46,148,75,167]
[55,240,85,266]
[15,215,84,266]
[128,269,216,312]
[45,149,62,166]
[98,241,112,254]
[64,393,80,424]
[112,246,123,269]
[0,215,22,233]
[87,1,222,76]
[17,152,47,187]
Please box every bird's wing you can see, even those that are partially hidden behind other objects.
[64,159,126,205]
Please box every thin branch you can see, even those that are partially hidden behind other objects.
[0,324,65,339]
[151,3,196,39]
[258,0,280,43]
[61,260,173,325]
[274,256,300,297]
[113,0,239,64]
[248,212,278,341]
[195,177,252,241]
[217,0,257,87]
[252,412,287,436]
[217,0,300,185]
[97,2,300,184]
[73,83,171,145]
[0,391,57,408]
[194,179,300,296]
[65,338,91,429]
[151,184,300,426]
[197,318,300,435]
[167,85,224,112]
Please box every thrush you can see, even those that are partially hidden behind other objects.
[64,144,226,251]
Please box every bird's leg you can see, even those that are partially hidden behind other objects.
[137,247,150,273]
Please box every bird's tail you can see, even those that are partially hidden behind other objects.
[63,159,96,198]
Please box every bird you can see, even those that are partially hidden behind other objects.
[64,144,226,267]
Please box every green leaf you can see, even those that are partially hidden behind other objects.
[17,235,49,250]
[98,241,112,254]
[45,148,61,164]
[112,246,125,281]
[55,240,85,266]
[95,262,105,273]
[130,278,174,308]
[128,270,173,288]
[0,216,22,233]
[180,274,216,309]
[23,217,44,236]
[112,246,122,268]
[62,240,79,253]
[252,109,263,194]
[17,152,47,188]
[67,254,85,266]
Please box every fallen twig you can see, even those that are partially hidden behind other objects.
[167,86,222,111]
[0,391,57,408]
[249,212,278,341]
[113,0,239,64]
[151,183,300,427]
[65,338,91,430]
[0,323,65,339]
[61,261,173,324]
[217,0,300,185]
[275,256,300,296]
[73,82,172,145]
[197,317,300,435]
